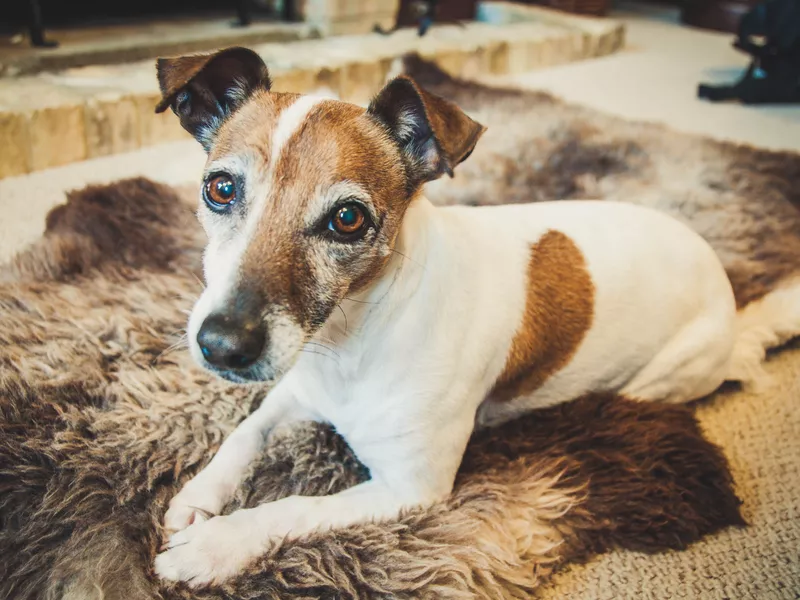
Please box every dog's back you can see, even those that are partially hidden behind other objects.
[408,200,737,426]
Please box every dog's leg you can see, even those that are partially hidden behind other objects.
[621,314,735,403]
[163,383,317,535]
[155,479,426,584]
[155,409,476,586]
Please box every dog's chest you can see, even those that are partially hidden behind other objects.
[291,341,392,432]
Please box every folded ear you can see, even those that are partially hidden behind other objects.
[155,47,271,150]
[367,76,486,186]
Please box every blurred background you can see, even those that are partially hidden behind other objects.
[0,0,798,244]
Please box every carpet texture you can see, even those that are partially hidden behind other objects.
[1,59,799,599]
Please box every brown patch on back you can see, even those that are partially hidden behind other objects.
[491,230,594,402]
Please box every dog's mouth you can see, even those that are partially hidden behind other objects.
[203,362,276,385]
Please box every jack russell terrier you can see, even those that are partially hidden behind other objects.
[153,47,740,586]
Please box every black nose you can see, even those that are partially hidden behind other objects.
[196,313,266,370]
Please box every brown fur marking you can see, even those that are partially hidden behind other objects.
[157,51,486,345]
[211,81,483,331]
[228,97,409,327]
[491,230,594,402]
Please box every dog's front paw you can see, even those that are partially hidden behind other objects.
[163,475,233,535]
[163,498,215,536]
[154,513,263,587]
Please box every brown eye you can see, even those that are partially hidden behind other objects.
[204,174,236,209]
[329,203,366,236]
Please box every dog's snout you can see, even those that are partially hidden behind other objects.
[197,313,266,370]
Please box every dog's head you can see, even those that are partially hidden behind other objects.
[156,47,485,383]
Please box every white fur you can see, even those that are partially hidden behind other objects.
[161,381,316,537]
[269,95,325,168]
[158,195,742,586]
[726,277,800,387]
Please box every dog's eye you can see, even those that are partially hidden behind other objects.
[204,174,236,210]
[328,203,366,237]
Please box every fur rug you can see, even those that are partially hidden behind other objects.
[3,60,800,599]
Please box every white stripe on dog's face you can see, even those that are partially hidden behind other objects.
[199,95,327,296]
[200,95,325,285]
[188,90,411,383]
[268,94,324,169]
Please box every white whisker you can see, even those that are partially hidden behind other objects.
[305,341,341,359]
[300,348,340,365]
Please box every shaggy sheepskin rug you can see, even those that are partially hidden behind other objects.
[2,59,799,600]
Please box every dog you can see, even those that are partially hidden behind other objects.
[152,47,739,586]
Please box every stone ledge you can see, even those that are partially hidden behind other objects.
[1,22,315,78]
[0,3,624,178]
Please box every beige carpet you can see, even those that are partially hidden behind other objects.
[539,343,800,599]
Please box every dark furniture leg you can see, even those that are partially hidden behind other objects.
[28,0,58,48]
[681,0,759,33]
[234,0,252,26]
[282,0,298,21]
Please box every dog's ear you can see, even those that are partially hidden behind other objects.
[368,76,486,185]
[155,47,271,150]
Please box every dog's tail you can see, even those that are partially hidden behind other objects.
[726,277,800,386]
